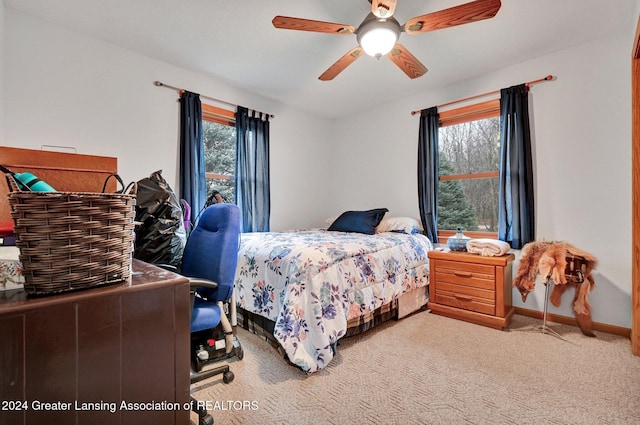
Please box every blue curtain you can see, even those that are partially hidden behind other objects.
[417,107,439,243]
[235,106,270,232]
[179,91,206,218]
[498,84,535,249]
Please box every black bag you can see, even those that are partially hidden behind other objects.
[133,170,186,269]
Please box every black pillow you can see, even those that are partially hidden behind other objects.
[328,208,389,234]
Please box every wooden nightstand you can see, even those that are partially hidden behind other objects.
[427,250,515,329]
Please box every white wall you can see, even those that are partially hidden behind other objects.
[2,9,334,232]
[2,7,635,328]
[330,33,633,328]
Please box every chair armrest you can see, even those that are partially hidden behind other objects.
[151,264,217,291]
[153,263,179,272]
[188,278,219,292]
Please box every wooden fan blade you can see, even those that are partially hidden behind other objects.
[386,44,428,79]
[371,0,397,18]
[404,0,501,34]
[272,16,354,34]
[319,47,363,81]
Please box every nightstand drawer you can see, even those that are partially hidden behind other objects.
[435,290,495,316]
[435,281,495,301]
[435,259,495,277]
[433,260,496,291]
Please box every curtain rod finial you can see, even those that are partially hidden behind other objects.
[154,81,163,87]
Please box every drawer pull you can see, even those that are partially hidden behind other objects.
[454,271,473,278]
[454,294,473,302]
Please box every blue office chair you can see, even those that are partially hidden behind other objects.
[181,203,244,380]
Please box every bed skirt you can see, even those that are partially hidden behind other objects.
[236,286,429,361]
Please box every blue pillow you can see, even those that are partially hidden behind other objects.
[328,208,389,234]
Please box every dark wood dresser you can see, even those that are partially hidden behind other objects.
[0,259,190,425]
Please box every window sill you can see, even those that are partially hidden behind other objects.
[437,230,498,245]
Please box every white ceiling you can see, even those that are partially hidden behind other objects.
[4,0,639,119]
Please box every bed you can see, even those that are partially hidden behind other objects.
[234,212,433,373]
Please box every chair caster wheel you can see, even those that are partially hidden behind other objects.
[194,361,204,373]
[235,346,244,360]
[199,414,214,425]
[223,371,234,384]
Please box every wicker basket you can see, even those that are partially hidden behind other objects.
[6,174,137,296]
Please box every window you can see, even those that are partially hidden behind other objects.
[437,99,500,243]
[202,103,236,203]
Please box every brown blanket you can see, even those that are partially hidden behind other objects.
[513,241,597,336]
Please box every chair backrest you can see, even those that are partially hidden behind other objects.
[181,203,241,301]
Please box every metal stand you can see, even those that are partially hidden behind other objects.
[536,279,568,342]
[510,278,574,344]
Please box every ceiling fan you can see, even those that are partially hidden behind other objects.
[272,0,502,81]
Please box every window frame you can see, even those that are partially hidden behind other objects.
[437,98,500,244]
[202,103,235,126]
[201,103,236,189]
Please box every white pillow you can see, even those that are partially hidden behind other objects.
[375,216,423,234]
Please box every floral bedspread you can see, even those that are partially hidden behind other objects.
[235,230,432,373]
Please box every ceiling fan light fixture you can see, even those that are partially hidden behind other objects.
[357,17,400,59]
[273,0,501,80]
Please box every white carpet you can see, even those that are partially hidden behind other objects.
[192,312,640,425]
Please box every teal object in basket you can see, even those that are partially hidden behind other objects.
[447,227,471,252]
[13,172,56,192]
